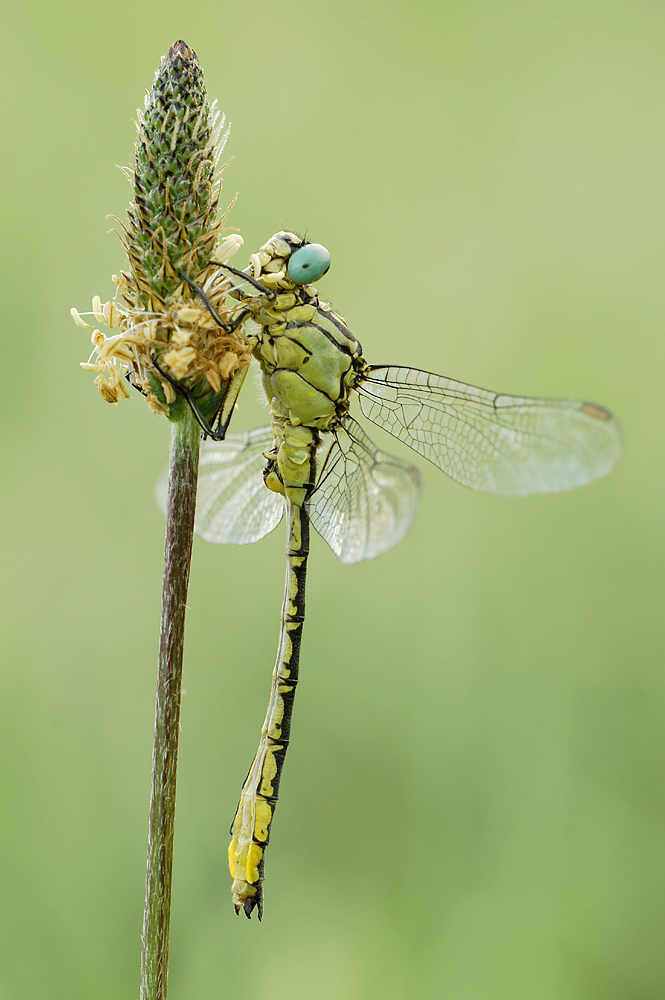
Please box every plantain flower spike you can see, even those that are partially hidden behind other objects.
[74,40,251,423]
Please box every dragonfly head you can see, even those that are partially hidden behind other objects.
[254,232,331,287]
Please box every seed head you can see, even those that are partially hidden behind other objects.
[75,41,251,419]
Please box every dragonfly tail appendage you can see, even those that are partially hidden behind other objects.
[228,502,309,919]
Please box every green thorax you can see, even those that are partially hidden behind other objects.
[254,295,364,429]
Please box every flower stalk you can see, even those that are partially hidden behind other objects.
[141,401,200,1000]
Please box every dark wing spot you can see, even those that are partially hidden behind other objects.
[581,403,612,421]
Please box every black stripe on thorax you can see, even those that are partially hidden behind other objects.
[285,321,356,359]
[317,307,360,346]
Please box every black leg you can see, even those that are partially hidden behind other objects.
[209,261,276,299]
[151,356,226,441]
[177,270,232,330]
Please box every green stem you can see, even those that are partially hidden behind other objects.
[140,404,200,999]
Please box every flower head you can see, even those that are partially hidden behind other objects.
[74,40,252,422]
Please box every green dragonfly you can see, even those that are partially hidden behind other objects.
[162,231,621,919]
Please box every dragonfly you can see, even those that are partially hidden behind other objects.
[159,231,621,919]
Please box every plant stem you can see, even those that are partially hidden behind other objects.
[141,404,200,1000]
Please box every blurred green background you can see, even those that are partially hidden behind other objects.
[0,1,663,997]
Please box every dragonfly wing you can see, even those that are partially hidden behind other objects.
[156,426,285,544]
[308,417,421,564]
[357,365,621,495]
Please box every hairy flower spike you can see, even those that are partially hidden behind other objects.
[129,39,230,306]
[75,41,251,423]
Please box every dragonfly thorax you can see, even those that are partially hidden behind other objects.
[255,310,362,429]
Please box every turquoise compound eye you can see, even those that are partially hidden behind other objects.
[287,243,331,283]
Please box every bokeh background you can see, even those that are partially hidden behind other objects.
[1,1,663,997]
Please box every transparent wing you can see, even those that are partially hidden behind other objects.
[156,427,285,544]
[308,417,421,564]
[356,366,622,495]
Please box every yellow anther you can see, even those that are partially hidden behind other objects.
[95,378,118,404]
[218,352,238,378]
[109,344,136,362]
[93,366,130,403]
[162,379,177,404]
[92,295,104,323]
[169,329,191,348]
[175,306,200,324]
[205,368,222,393]
[113,370,131,398]
[71,307,91,328]
[162,346,197,378]
[96,332,135,360]
[103,300,120,328]
[217,233,244,262]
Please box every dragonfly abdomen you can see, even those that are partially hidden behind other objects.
[228,503,310,919]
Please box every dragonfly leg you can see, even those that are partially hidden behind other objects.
[151,355,227,440]
[178,268,259,334]
[209,261,276,299]
[177,269,234,330]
